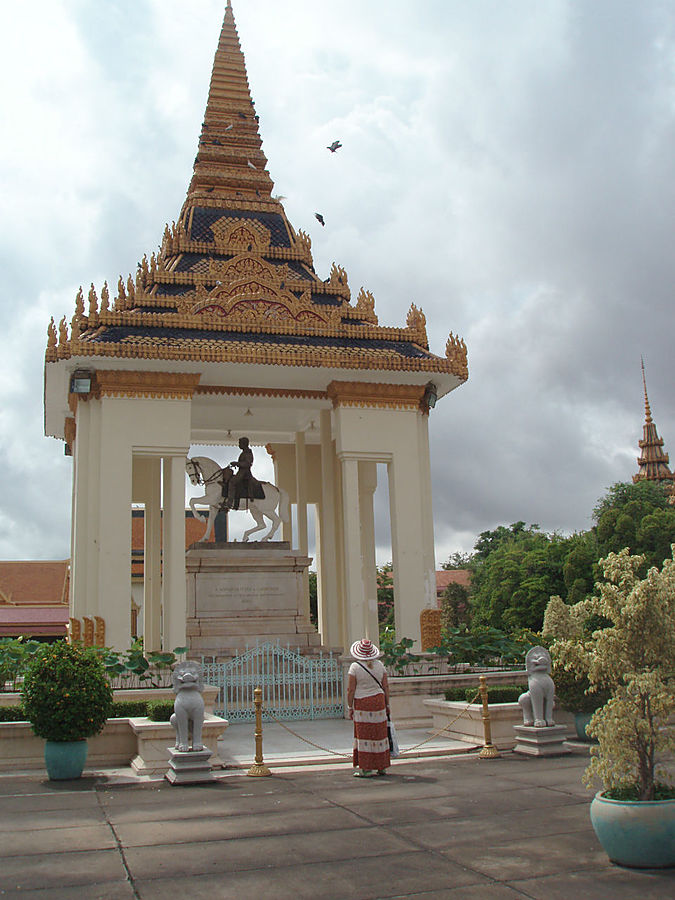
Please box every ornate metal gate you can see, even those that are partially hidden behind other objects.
[202,642,343,722]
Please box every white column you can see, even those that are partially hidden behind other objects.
[318,409,340,645]
[340,455,366,643]
[143,458,162,652]
[162,455,186,650]
[417,413,437,609]
[295,431,310,621]
[70,400,91,620]
[388,448,426,647]
[358,461,379,641]
[97,402,132,650]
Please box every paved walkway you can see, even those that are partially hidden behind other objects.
[0,736,673,898]
[218,717,475,768]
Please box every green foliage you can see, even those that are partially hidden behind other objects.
[551,664,609,714]
[110,700,149,718]
[594,481,675,571]
[444,685,523,704]
[440,583,470,629]
[377,563,395,627]
[21,641,113,742]
[147,699,174,722]
[469,524,570,631]
[308,571,318,626]
[379,628,421,674]
[0,637,42,689]
[442,551,474,570]
[102,640,188,689]
[0,705,27,722]
[546,547,675,801]
[433,626,531,666]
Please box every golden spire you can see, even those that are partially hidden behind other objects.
[633,358,675,490]
[185,1,274,205]
[641,356,652,424]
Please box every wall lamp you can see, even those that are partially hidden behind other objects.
[69,369,92,394]
[423,382,438,410]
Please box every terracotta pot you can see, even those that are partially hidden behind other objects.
[44,740,88,780]
[590,791,675,868]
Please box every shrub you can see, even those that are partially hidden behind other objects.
[0,705,27,722]
[21,641,113,742]
[552,664,609,714]
[110,700,149,718]
[147,699,174,722]
[444,684,523,704]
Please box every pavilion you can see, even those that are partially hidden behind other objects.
[43,1,467,654]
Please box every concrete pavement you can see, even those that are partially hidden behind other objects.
[0,740,673,898]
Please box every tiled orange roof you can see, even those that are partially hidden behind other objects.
[131,510,213,579]
[435,569,471,594]
[0,561,69,607]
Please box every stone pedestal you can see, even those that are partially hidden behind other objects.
[165,747,215,784]
[186,542,321,659]
[513,724,570,757]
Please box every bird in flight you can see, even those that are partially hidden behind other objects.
[327,140,342,153]
[315,213,325,226]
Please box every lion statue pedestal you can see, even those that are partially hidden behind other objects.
[166,661,216,784]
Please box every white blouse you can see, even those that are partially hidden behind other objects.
[349,659,387,699]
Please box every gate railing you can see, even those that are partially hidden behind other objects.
[202,641,343,722]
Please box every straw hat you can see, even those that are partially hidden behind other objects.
[350,638,381,660]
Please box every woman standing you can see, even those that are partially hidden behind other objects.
[347,638,391,777]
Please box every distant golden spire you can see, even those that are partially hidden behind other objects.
[185,1,274,205]
[633,358,675,491]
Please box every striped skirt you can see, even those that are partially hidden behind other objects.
[353,693,390,771]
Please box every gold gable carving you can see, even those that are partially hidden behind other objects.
[210,217,271,253]
[191,277,341,327]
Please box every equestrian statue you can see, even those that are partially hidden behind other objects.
[186,439,290,542]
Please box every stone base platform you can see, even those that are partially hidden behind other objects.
[165,747,215,784]
[513,723,571,757]
[186,542,322,659]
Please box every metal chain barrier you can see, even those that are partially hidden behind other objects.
[258,689,483,760]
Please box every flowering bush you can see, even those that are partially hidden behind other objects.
[21,642,113,742]
[545,547,675,800]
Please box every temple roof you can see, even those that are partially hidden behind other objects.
[45,1,467,383]
[633,359,675,492]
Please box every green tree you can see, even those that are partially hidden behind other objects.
[377,563,394,627]
[440,582,470,629]
[594,481,675,571]
[308,571,318,626]
[442,551,474,570]
[470,524,569,631]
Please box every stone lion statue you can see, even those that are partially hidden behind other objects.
[170,660,205,752]
[518,646,555,727]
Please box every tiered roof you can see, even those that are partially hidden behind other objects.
[45,1,467,382]
[633,359,675,495]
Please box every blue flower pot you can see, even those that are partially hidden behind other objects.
[44,740,88,780]
[574,712,594,741]
[590,791,675,868]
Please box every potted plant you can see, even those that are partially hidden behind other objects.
[21,641,113,780]
[545,548,675,868]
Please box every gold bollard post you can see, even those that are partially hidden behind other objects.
[247,686,272,777]
[478,674,500,759]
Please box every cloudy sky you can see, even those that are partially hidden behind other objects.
[1,0,674,564]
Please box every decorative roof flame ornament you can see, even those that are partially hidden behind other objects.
[633,358,675,499]
[100,281,110,314]
[74,287,84,319]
